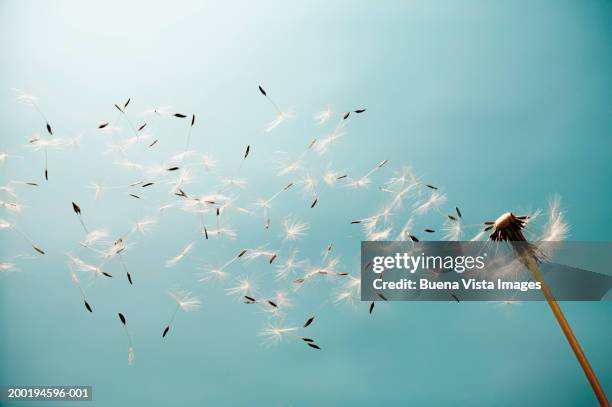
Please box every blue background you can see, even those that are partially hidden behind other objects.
[1,1,611,406]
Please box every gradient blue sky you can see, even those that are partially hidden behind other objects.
[1,1,611,406]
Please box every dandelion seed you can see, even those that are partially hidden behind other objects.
[539,194,568,242]
[127,347,135,366]
[283,217,309,241]
[258,323,298,346]
[414,191,446,215]
[71,201,88,233]
[165,242,194,267]
[226,277,256,299]
[259,85,293,132]
[314,105,333,125]
[303,316,315,328]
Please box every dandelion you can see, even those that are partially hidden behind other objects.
[162,290,201,338]
[486,207,608,406]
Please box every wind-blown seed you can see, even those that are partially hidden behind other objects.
[98,122,109,129]
[166,167,179,171]
[354,109,366,113]
[33,245,45,255]
[369,301,375,314]
[424,229,435,233]
[46,123,53,135]
[451,294,460,303]
[307,343,321,350]
[258,85,267,96]
[129,194,141,199]
[244,145,250,159]
[138,123,147,131]
[149,139,158,147]
[84,300,93,313]
[191,114,195,127]
[303,316,314,328]
[302,337,314,343]
[72,202,81,215]
[456,207,462,218]
[310,198,318,208]
[174,113,187,118]
[162,325,170,338]
[118,313,126,325]
[142,182,154,187]
[343,112,350,120]
[124,98,130,108]
[102,271,113,277]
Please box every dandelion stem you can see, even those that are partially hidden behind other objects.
[520,252,609,407]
